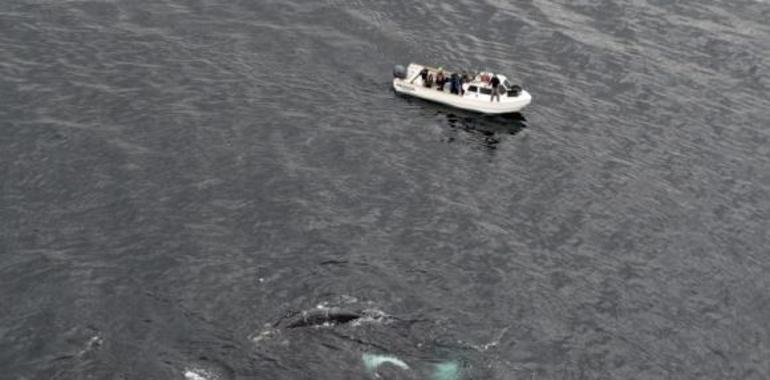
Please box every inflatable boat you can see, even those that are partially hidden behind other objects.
[392,63,531,114]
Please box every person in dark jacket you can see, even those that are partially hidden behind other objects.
[419,68,429,83]
[424,72,434,88]
[435,70,446,91]
[449,73,460,95]
[490,75,501,102]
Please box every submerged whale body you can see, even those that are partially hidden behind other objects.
[251,307,392,344]
[283,307,364,328]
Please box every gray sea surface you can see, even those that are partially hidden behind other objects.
[1,0,769,379]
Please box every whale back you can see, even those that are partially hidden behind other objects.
[284,307,362,328]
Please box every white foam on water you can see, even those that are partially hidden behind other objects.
[184,368,218,380]
[351,308,389,326]
[78,335,103,356]
[250,325,279,344]
[184,370,207,380]
[474,326,510,352]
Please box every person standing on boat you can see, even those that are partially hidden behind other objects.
[435,70,446,91]
[449,73,460,95]
[424,72,434,88]
[460,71,471,95]
[490,74,501,102]
[419,68,429,83]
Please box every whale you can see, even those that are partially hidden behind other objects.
[282,307,366,329]
[252,307,390,344]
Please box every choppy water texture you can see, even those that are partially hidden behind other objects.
[2,0,770,379]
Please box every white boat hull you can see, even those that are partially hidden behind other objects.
[392,64,531,115]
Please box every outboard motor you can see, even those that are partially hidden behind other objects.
[393,64,407,79]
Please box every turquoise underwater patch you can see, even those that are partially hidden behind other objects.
[362,353,461,380]
[362,353,410,373]
[432,361,460,380]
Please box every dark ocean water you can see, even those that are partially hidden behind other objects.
[2,0,770,379]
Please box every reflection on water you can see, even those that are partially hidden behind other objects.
[394,91,528,150]
[443,111,527,150]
